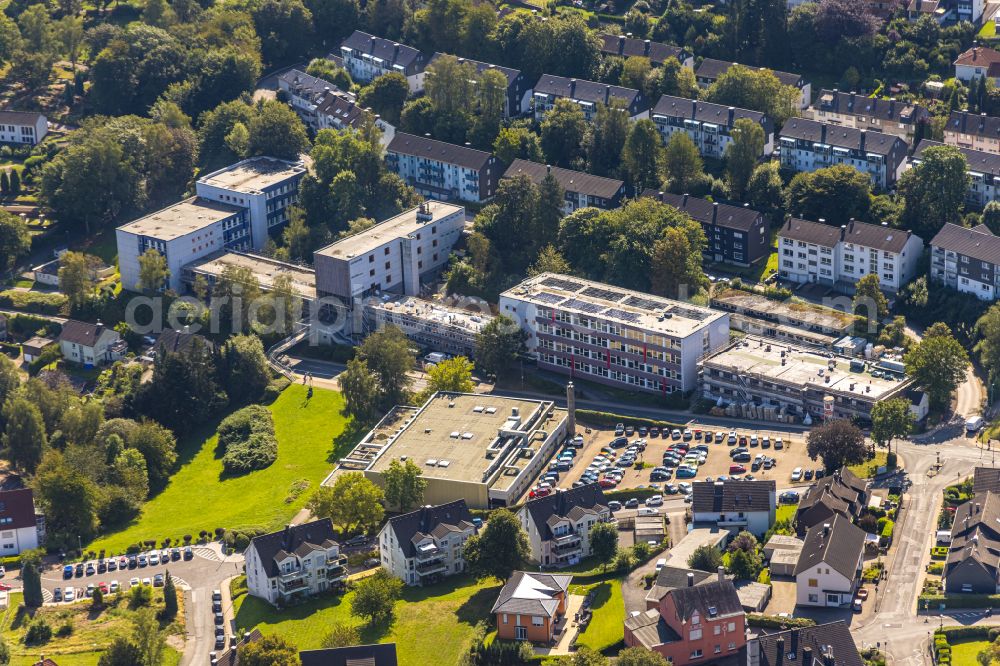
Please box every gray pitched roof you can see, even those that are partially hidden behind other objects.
[624,608,682,648]
[753,621,863,666]
[974,467,1000,495]
[598,34,687,66]
[652,94,771,133]
[522,483,609,541]
[931,222,1000,267]
[915,139,1000,177]
[386,500,474,558]
[794,514,865,580]
[780,117,906,157]
[643,190,765,232]
[154,328,212,356]
[691,480,775,513]
[504,159,624,199]
[779,218,917,253]
[247,518,339,578]
[695,58,804,88]
[340,30,425,71]
[387,132,494,171]
[58,320,115,348]
[646,564,718,605]
[300,644,398,666]
[533,75,643,109]
[948,110,1000,140]
[814,90,928,125]
[0,110,45,125]
[491,571,571,617]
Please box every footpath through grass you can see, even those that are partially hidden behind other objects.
[234,575,500,666]
[88,385,353,554]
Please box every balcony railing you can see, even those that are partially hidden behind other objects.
[415,547,441,562]
[416,559,448,575]
[278,573,309,593]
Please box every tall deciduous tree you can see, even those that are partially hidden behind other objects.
[898,144,970,240]
[357,72,409,125]
[464,508,529,581]
[852,273,889,329]
[589,521,619,571]
[340,357,381,422]
[307,474,385,534]
[425,357,475,394]
[975,304,1000,383]
[20,548,42,607]
[382,458,426,511]
[725,118,765,199]
[651,226,706,298]
[217,334,270,406]
[3,397,45,473]
[705,66,799,125]
[785,165,871,225]
[136,248,169,293]
[32,450,99,550]
[493,126,543,165]
[238,635,299,666]
[58,251,95,308]
[663,132,703,194]
[476,315,526,378]
[357,325,415,407]
[806,419,868,471]
[870,398,912,456]
[588,100,630,177]
[622,119,664,192]
[688,544,723,572]
[98,638,143,666]
[904,322,971,411]
[247,100,310,160]
[540,98,587,168]
[0,209,29,274]
[617,648,670,666]
[350,569,402,625]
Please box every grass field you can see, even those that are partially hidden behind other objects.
[234,576,500,666]
[0,591,183,665]
[951,638,988,665]
[978,20,996,38]
[776,503,796,524]
[88,385,354,554]
[573,580,625,653]
[848,451,889,479]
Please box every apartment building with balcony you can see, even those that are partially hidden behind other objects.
[518,483,612,568]
[598,34,693,68]
[378,500,476,586]
[694,58,810,109]
[503,160,626,214]
[930,222,1000,301]
[642,191,770,266]
[385,132,499,203]
[498,273,731,396]
[116,197,251,293]
[913,139,1000,207]
[777,217,924,292]
[338,30,427,92]
[419,55,530,117]
[195,157,306,247]
[0,110,47,145]
[277,70,395,146]
[808,89,929,142]
[244,519,348,606]
[778,118,908,190]
[944,110,1000,155]
[532,75,648,121]
[651,95,774,159]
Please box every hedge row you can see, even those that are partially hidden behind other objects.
[576,409,684,431]
[936,626,992,640]
[920,594,1000,608]
[0,290,67,314]
[747,614,817,629]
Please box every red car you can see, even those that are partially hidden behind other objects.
[729,464,746,475]
[529,487,552,499]
[599,478,618,488]
[98,582,109,594]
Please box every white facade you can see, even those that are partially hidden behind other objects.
[795,561,859,607]
[778,140,906,190]
[650,99,775,160]
[0,112,47,145]
[930,228,1000,301]
[691,508,773,538]
[518,505,614,568]
[245,539,347,606]
[0,524,39,555]
[378,521,474,587]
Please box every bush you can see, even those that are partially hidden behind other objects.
[27,343,61,375]
[927,562,944,575]
[56,620,73,637]
[24,617,52,645]
[128,583,152,609]
[931,546,949,560]
[880,519,895,539]
[0,290,67,314]
[574,410,684,431]
[746,613,816,629]
[218,405,278,474]
[937,626,991,639]
[263,376,291,401]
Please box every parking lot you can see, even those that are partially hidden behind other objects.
[534,421,819,498]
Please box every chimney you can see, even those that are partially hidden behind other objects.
[547,164,552,174]
[618,35,626,54]
[776,637,785,666]
[682,193,689,205]
[687,572,695,586]
[712,201,719,225]
[728,106,735,126]
[822,646,835,666]
[717,565,725,582]
[644,39,651,57]
[393,43,400,59]
[823,523,831,536]
[605,86,612,105]
[566,382,576,437]
[570,79,577,97]
[803,647,813,665]
[977,502,982,514]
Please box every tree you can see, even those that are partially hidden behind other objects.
[983,201,1000,235]
[655,57,697,99]
[464,508,529,581]
[0,211,30,274]
[536,171,564,244]
[651,226,706,299]
[3,397,45,473]
[322,623,361,648]
[126,420,179,491]
[687,544,723,572]
[616,648,670,666]
[308,474,384,534]
[98,638,143,666]
[350,568,403,624]
[58,251,95,309]
[20,549,42,607]
[340,358,381,422]
[238,635,299,666]
[975,304,1000,382]
[493,126,544,165]
[162,569,178,620]
[870,398,912,456]
[588,100,630,176]
[32,450,99,549]
[382,458,426,511]
[785,165,871,225]
[898,144,970,239]
[705,65,800,125]
[727,548,758,580]
[132,338,225,435]
[806,419,868,471]
[540,99,587,167]
[663,132,703,194]
[476,315,526,378]
[904,323,971,411]
[247,100,310,160]
[0,356,19,409]
[853,273,889,328]
[55,15,84,69]
[357,325,415,407]
[589,521,618,571]
[529,245,572,276]
[251,0,314,65]
[136,248,169,293]
[747,161,784,216]
[7,170,19,197]
[357,72,409,125]
[725,118,765,199]
[217,334,270,405]
[572,648,610,666]
[92,585,104,608]
[622,119,664,192]
[306,57,353,90]
[425,356,474,394]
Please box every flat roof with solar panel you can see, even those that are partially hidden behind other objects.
[500,272,726,339]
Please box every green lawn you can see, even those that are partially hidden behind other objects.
[776,503,797,524]
[848,451,889,479]
[234,576,500,666]
[574,580,625,653]
[88,385,355,554]
[978,20,996,38]
[951,638,989,665]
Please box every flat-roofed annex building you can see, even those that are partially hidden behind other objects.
[499,273,730,395]
[361,295,492,358]
[700,335,914,423]
[355,392,568,509]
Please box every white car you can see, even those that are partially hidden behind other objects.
[637,507,660,516]
[110,581,120,594]
[655,558,667,572]
[130,577,140,588]
[645,495,664,507]
[64,587,76,602]
[677,482,692,494]
[142,577,152,587]
[149,553,160,566]
[791,467,803,482]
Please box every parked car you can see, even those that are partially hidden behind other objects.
[64,587,75,602]
[682,428,692,440]
[129,577,140,588]
[137,555,147,568]
[615,423,625,436]
[108,559,117,572]
[171,548,181,561]
[611,436,628,448]
[183,547,193,561]
[638,426,648,437]
[761,437,771,449]
[637,507,660,516]
[98,582,109,593]
[153,574,165,587]
[128,555,138,569]
[791,467,803,482]
[645,495,663,507]
[53,587,62,602]
[75,563,84,577]
[608,500,623,511]
[671,429,682,440]
[804,469,814,481]
[625,498,640,509]
[85,584,95,597]
[676,466,697,479]
[677,482,692,495]
[664,483,678,495]
[625,425,635,436]
[779,490,800,503]
[63,565,74,579]
[110,581,120,594]
[815,469,825,479]
[727,431,738,445]
[655,558,667,572]
[774,438,783,450]
[85,563,95,576]
[97,560,107,574]
[729,464,746,474]
[749,435,758,447]
[732,453,751,463]
[852,597,863,612]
